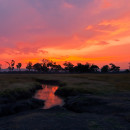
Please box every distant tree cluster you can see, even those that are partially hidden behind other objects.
[1,58,129,73]
[101,63,120,73]
[30,59,62,72]
[5,60,22,71]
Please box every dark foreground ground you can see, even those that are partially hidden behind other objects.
[0,74,130,130]
[0,105,130,130]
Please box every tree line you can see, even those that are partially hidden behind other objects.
[0,59,126,73]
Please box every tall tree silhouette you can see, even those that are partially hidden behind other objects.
[74,63,85,73]
[63,61,74,72]
[41,59,50,72]
[90,64,99,72]
[5,60,15,71]
[16,63,22,71]
[33,63,42,72]
[26,62,33,71]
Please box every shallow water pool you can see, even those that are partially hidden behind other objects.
[34,84,64,109]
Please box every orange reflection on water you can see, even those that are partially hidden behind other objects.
[34,85,63,109]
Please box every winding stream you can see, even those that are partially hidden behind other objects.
[34,84,64,109]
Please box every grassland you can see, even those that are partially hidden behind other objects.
[0,73,130,129]
[0,73,130,98]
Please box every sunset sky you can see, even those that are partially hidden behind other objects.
[0,0,130,69]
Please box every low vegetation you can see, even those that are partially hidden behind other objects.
[0,73,130,98]
[0,73,130,123]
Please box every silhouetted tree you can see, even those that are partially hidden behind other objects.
[54,64,62,72]
[101,65,109,73]
[74,63,91,73]
[48,61,56,71]
[41,59,52,72]
[47,61,53,69]
[5,60,15,71]
[90,64,99,72]
[84,63,91,72]
[26,62,33,71]
[16,63,22,71]
[63,61,74,72]
[42,59,50,67]
[33,63,42,72]
[74,63,84,73]
[109,63,120,72]
[0,64,2,71]
[124,69,129,73]
[41,63,49,72]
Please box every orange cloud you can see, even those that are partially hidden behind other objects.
[0,0,130,69]
[85,14,130,43]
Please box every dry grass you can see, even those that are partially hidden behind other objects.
[0,73,130,97]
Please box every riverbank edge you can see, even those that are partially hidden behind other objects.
[0,79,66,117]
[0,84,45,117]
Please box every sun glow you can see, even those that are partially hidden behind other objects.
[0,0,130,69]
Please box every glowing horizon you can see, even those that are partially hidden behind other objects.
[0,0,130,69]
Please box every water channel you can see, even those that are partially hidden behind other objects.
[34,84,64,109]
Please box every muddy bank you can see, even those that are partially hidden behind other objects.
[0,85,44,117]
[0,85,42,103]
[63,94,130,115]
[55,87,80,97]
[54,83,130,118]
[0,79,65,117]
[0,98,44,117]
[35,80,130,117]
[0,79,64,117]
[0,106,130,130]
[35,79,66,87]
[0,78,130,120]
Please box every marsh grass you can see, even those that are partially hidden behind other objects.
[0,74,41,100]
[0,73,130,98]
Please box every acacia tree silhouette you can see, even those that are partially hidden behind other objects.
[109,63,120,72]
[5,60,15,71]
[16,63,22,71]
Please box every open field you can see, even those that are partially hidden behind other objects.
[0,73,130,130]
[0,73,130,97]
